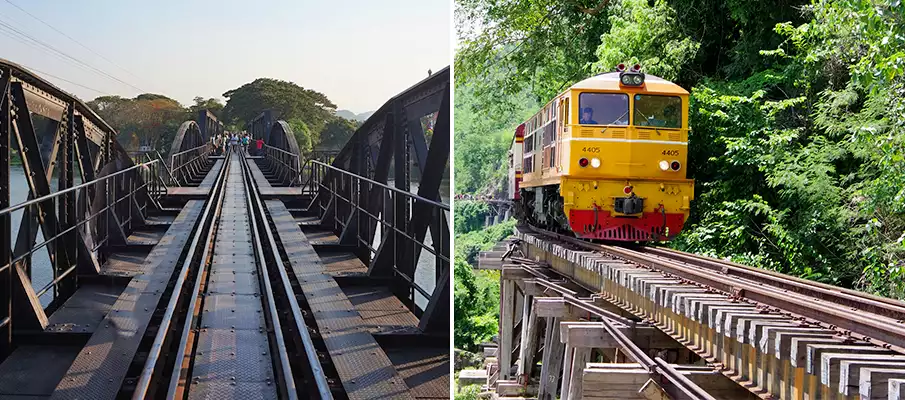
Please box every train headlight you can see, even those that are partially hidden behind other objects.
[619,71,645,86]
[658,160,669,171]
[670,160,681,171]
[590,158,601,168]
[579,157,589,167]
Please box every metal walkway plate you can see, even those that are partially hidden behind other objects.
[51,200,205,399]
[199,159,224,188]
[266,200,415,400]
[245,158,271,189]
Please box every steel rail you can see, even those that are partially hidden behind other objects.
[161,151,232,398]
[527,227,905,354]
[641,245,905,319]
[239,152,299,400]
[131,148,231,400]
[600,244,905,353]
[242,155,334,399]
[512,261,715,400]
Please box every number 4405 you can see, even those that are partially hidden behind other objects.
[661,150,679,156]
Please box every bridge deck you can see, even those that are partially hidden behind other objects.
[0,152,448,399]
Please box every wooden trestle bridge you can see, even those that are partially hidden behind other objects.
[474,228,905,400]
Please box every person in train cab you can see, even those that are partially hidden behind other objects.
[580,107,598,125]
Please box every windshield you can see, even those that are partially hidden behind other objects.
[633,94,682,128]
[578,93,629,125]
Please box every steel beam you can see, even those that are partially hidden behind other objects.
[0,65,12,358]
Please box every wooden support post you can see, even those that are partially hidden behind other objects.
[537,316,564,400]
[517,293,537,378]
[560,342,574,399]
[568,347,591,400]
[499,278,516,380]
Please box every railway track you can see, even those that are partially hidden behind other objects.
[508,225,905,399]
[129,150,335,399]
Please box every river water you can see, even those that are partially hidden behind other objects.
[8,166,55,306]
[9,166,450,309]
[380,179,451,309]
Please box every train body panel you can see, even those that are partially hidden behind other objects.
[507,124,524,200]
[512,69,695,241]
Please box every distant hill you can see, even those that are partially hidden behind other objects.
[335,109,375,122]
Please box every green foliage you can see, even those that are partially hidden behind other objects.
[221,78,336,135]
[454,201,490,234]
[87,94,185,152]
[454,219,516,351]
[188,96,224,119]
[454,81,537,195]
[593,0,700,80]
[454,258,501,351]
[456,0,616,101]
[318,117,357,150]
[455,385,481,400]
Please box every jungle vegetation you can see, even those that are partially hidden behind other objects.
[453,0,905,352]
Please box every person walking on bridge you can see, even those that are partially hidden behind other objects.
[229,132,238,153]
[212,134,225,155]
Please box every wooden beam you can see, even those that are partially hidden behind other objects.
[537,316,565,400]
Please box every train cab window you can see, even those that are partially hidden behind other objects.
[578,93,629,125]
[633,94,682,128]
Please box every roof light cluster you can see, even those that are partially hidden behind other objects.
[617,63,645,86]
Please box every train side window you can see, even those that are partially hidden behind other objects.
[578,92,629,125]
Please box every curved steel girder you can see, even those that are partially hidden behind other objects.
[0,58,116,146]
[166,121,204,168]
[331,66,450,179]
[267,120,301,157]
[85,139,138,247]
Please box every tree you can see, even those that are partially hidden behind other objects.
[188,96,224,119]
[456,0,617,102]
[318,116,357,150]
[87,94,185,151]
[221,78,336,134]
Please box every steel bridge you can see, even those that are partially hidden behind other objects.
[0,59,449,399]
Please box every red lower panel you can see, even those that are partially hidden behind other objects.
[568,209,686,241]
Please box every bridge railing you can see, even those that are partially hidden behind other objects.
[169,143,211,184]
[304,160,449,316]
[0,159,164,329]
[261,144,301,186]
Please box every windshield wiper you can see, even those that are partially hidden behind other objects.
[607,110,629,125]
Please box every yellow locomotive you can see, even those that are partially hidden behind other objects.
[510,64,694,241]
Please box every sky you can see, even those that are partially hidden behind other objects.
[0,0,450,113]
